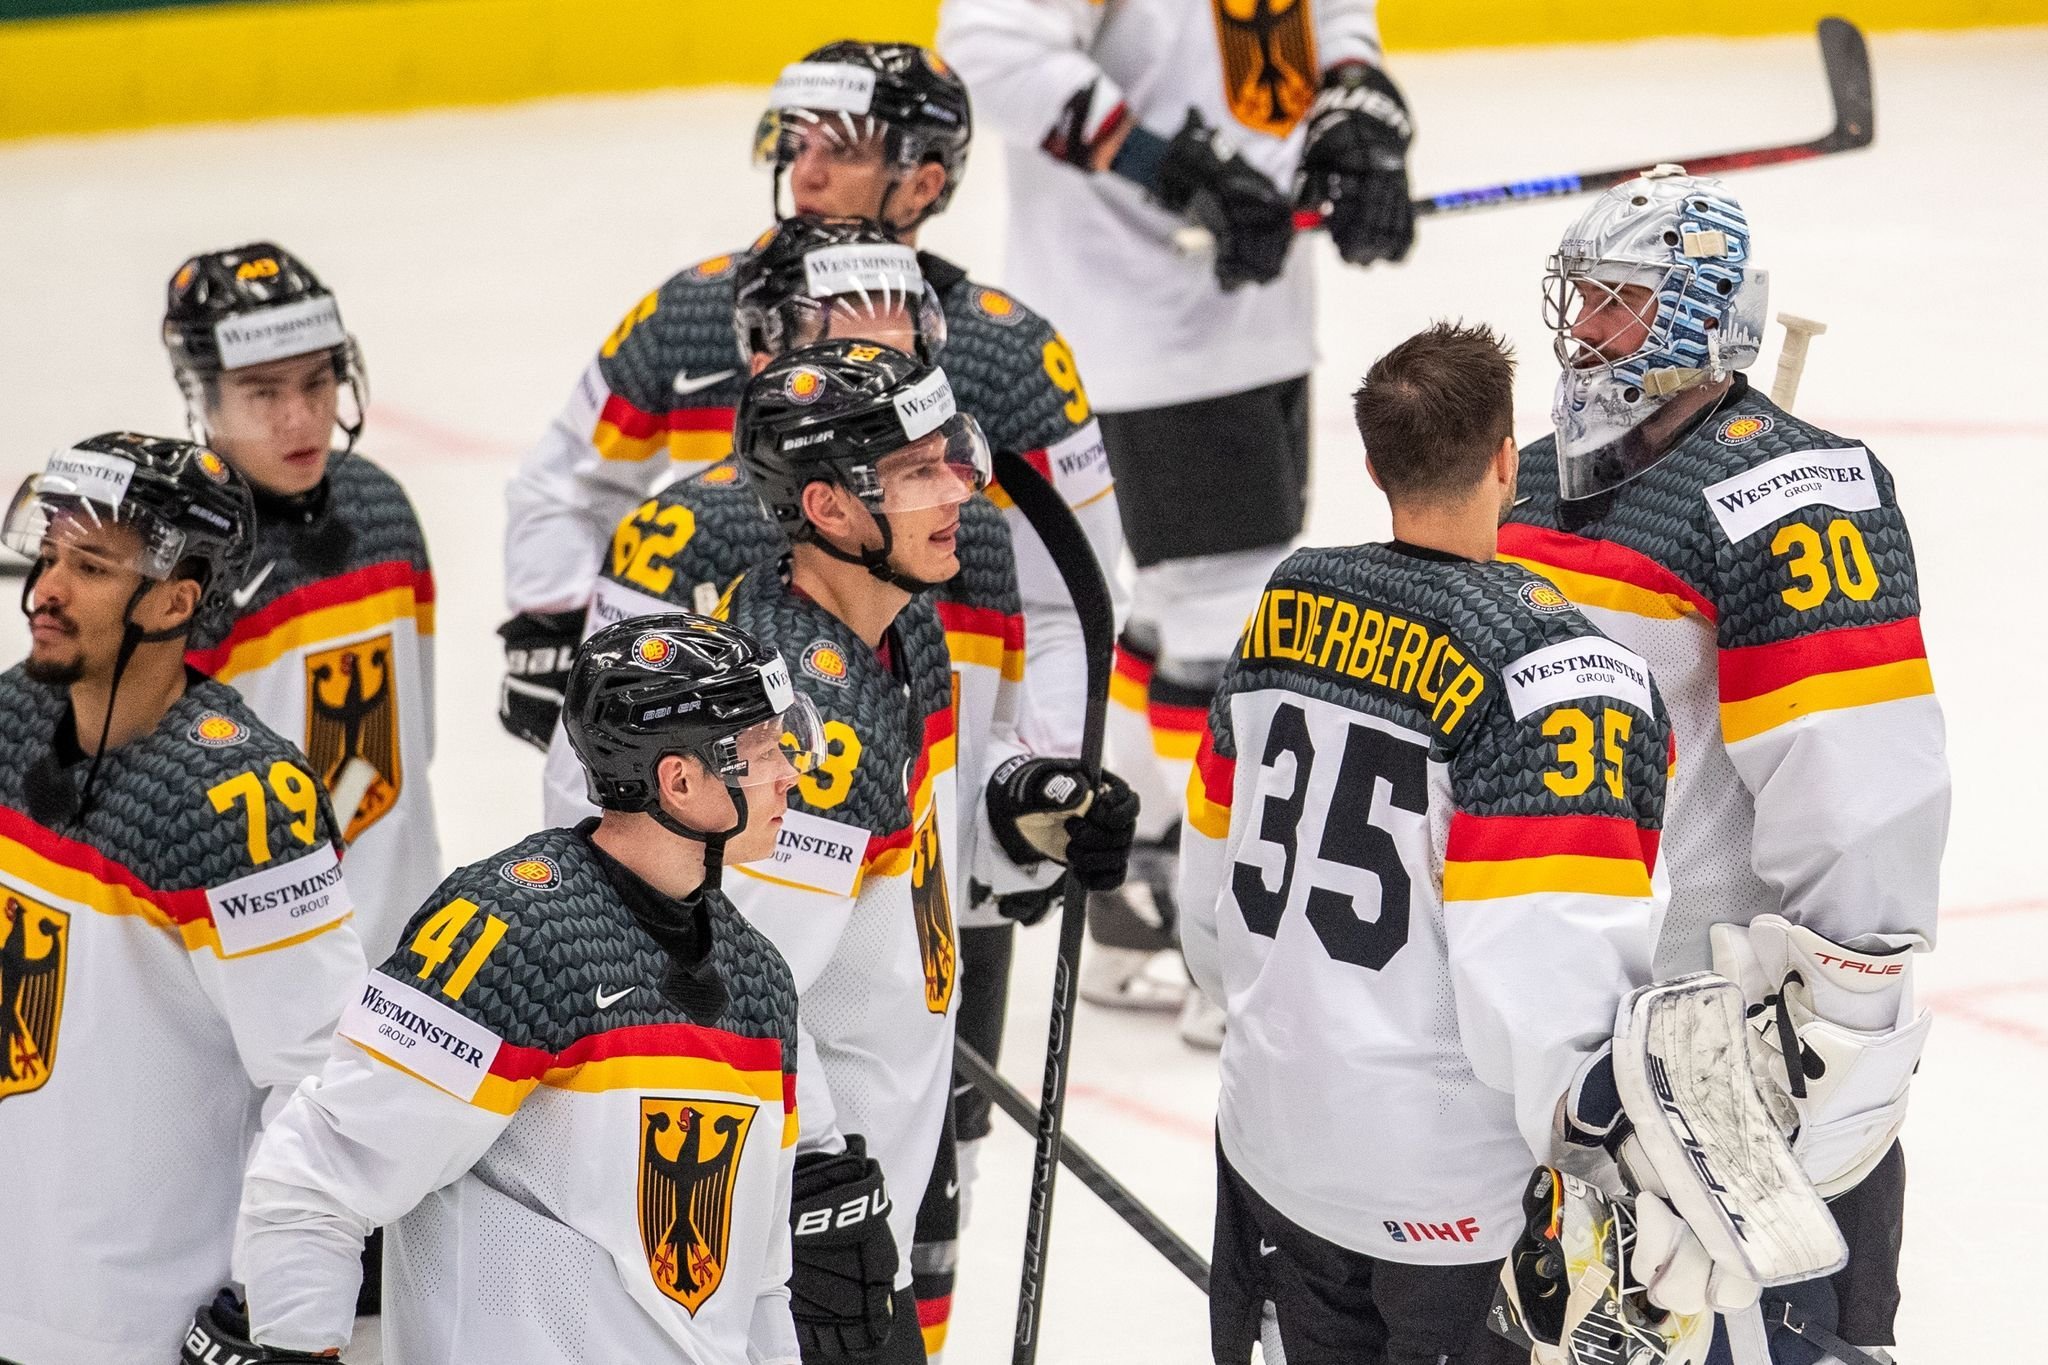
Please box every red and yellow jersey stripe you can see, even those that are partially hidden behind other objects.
[936,600,1026,683]
[1442,811,1659,903]
[1717,616,1934,745]
[1498,524,1716,624]
[461,1021,797,1144]
[187,559,435,684]
[1186,731,1236,841]
[592,393,734,465]
[862,704,959,885]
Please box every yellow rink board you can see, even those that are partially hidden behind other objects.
[2,0,2043,141]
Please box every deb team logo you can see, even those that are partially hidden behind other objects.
[801,640,849,687]
[1518,580,1573,615]
[195,449,232,484]
[635,633,679,669]
[972,288,1018,324]
[784,368,825,404]
[499,855,561,890]
[1716,413,1775,446]
[189,712,248,747]
[691,254,737,281]
[700,463,740,486]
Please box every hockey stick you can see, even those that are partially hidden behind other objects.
[985,446,1115,1365]
[1168,17,1872,253]
[954,1040,1212,1292]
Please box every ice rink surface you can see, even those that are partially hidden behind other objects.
[3,24,2043,1361]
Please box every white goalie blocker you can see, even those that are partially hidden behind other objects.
[1710,914,1933,1196]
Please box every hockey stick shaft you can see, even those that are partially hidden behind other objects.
[1170,17,1871,252]
[986,448,1116,1364]
[954,1040,1213,1292]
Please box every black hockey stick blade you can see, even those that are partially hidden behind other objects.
[954,1040,1213,1293]
[1172,18,1873,251]
[985,447,1116,1365]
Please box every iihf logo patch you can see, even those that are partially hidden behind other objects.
[500,855,561,890]
[1518,580,1573,615]
[1383,1221,1407,1243]
[188,713,248,748]
[1716,413,1774,446]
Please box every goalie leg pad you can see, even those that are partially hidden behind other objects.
[1710,917,1932,1198]
[1612,974,1847,1288]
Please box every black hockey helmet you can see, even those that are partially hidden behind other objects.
[754,42,973,229]
[734,340,988,588]
[564,613,824,872]
[733,215,946,365]
[162,242,368,453]
[5,431,257,637]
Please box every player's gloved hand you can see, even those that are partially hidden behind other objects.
[1043,78,1130,171]
[995,884,1058,927]
[181,1289,340,1363]
[495,608,584,750]
[790,1138,899,1360]
[985,757,1139,891]
[1294,62,1415,267]
[1152,109,1293,291]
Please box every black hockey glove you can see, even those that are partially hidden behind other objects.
[495,608,584,751]
[181,1289,339,1363]
[1151,109,1294,291]
[1294,62,1416,267]
[985,756,1139,892]
[996,884,1060,927]
[789,1137,900,1360]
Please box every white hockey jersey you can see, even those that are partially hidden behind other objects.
[1503,379,1949,973]
[715,569,964,1288]
[188,454,442,964]
[937,0,1384,411]
[1179,544,1670,1263]
[0,672,363,1365]
[237,825,802,1364]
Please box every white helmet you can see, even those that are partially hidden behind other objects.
[1545,166,1769,498]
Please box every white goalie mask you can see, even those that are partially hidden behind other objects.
[1544,167,1770,499]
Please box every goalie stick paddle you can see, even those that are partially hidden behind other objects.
[954,1040,1213,1293]
[1170,17,1872,253]
[985,446,1116,1365]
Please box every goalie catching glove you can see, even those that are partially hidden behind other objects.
[985,755,1138,891]
[1295,62,1416,267]
[181,1290,339,1364]
[789,1137,900,1361]
[496,608,584,750]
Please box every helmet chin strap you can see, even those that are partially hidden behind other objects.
[811,510,947,593]
[648,785,748,893]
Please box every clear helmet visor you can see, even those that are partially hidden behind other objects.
[753,105,892,174]
[3,465,189,581]
[709,693,826,789]
[743,273,947,365]
[866,414,990,513]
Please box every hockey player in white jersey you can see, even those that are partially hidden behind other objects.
[1179,326,1850,1364]
[215,613,824,1364]
[165,243,441,966]
[722,342,1138,1362]
[939,0,1417,1033]
[1502,170,1946,1365]
[0,433,364,1365]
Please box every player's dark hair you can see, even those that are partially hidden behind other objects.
[1353,321,1516,505]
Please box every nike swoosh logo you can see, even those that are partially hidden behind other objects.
[1258,1240,1278,1257]
[230,560,276,610]
[1513,495,1532,507]
[673,367,738,396]
[945,1179,960,1199]
[595,985,637,1009]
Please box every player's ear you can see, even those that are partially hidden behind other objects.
[748,352,772,378]
[1493,434,1517,484]
[1363,453,1385,493]
[800,480,859,540]
[142,574,202,635]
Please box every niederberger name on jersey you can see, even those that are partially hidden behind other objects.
[1702,445,1879,543]
[1240,581,1490,738]
[205,844,353,955]
[339,971,503,1101]
[1502,637,1656,721]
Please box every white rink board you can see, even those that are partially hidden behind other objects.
[2,26,2042,1362]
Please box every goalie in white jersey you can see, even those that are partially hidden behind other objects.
[1181,325,1706,1363]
